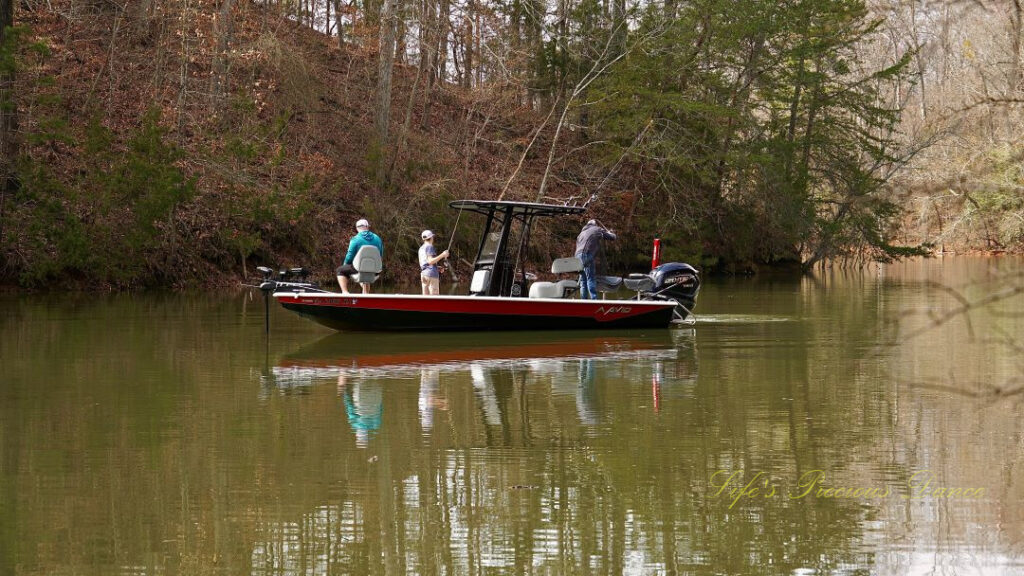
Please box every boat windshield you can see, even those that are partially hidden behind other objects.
[480,231,501,261]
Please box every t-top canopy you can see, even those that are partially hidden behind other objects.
[449,200,586,218]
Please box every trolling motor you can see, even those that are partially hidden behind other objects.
[249,265,328,335]
[256,266,321,294]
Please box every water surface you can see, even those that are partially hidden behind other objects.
[1,256,1022,575]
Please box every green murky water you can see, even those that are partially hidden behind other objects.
[2,257,1022,575]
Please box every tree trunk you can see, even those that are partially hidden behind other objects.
[474,8,481,86]
[784,54,805,182]
[437,0,449,83]
[612,0,625,54]
[463,11,472,88]
[210,0,235,111]
[1013,0,1023,92]
[451,30,462,85]
[396,7,407,64]
[419,0,431,71]
[798,81,821,195]
[419,0,437,129]
[389,61,423,180]
[909,0,927,119]
[334,0,344,47]
[177,0,191,143]
[1,0,16,243]
[714,34,765,194]
[375,0,400,183]
[366,0,382,28]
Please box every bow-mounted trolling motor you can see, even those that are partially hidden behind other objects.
[249,265,329,334]
[256,266,323,294]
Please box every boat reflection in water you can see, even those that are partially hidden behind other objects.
[251,330,706,574]
[246,302,1024,575]
[263,330,698,447]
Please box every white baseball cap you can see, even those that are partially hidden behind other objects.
[421,230,435,240]
[355,218,370,230]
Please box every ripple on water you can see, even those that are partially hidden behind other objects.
[691,314,796,324]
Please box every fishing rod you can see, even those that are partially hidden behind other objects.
[443,203,465,282]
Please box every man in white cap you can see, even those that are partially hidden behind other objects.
[418,229,449,295]
[336,218,384,294]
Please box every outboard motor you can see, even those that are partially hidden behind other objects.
[650,263,700,311]
[624,260,700,321]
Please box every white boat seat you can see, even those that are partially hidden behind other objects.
[350,245,382,284]
[529,281,560,299]
[624,273,654,292]
[528,256,585,298]
[551,257,583,274]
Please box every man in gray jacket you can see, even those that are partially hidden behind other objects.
[574,219,616,299]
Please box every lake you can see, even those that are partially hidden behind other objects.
[1,256,1022,575]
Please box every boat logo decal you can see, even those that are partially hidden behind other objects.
[302,297,358,306]
[595,306,632,316]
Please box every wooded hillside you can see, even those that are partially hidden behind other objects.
[0,0,1020,288]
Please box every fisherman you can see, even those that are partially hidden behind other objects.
[418,230,450,295]
[337,218,384,294]
[575,219,616,299]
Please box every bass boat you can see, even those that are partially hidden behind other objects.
[261,200,699,332]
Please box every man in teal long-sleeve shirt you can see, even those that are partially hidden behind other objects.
[336,218,384,294]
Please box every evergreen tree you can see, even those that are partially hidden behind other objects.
[585,0,925,268]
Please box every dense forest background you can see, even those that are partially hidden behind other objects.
[0,0,1021,288]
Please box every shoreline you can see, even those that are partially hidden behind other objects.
[2,251,1021,294]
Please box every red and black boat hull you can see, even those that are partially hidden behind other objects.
[275,293,676,332]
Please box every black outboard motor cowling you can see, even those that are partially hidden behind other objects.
[648,262,700,313]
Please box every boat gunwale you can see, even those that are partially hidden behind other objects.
[273,292,675,308]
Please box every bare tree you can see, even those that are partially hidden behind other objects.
[334,0,344,47]
[211,0,236,112]
[375,0,401,183]
[870,0,1024,251]
[535,20,633,201]
[1013,0,1023,91]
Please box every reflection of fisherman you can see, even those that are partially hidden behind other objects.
[338,374,382,448]
[576,358,601,427]
[418,367,443,433]
[575,219,616,300]
[471,364,503,427]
